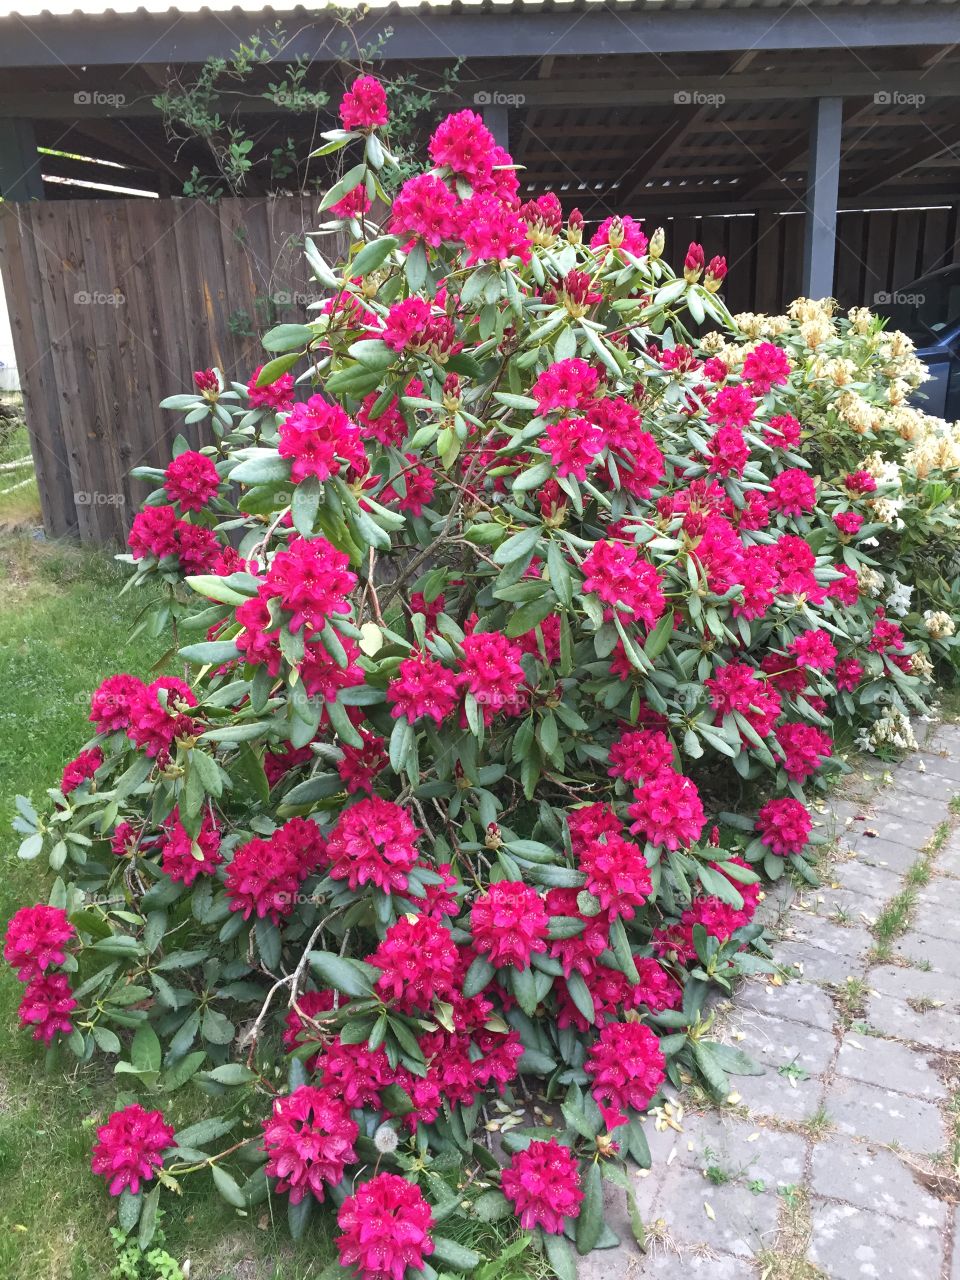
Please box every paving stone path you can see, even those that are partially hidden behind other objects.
[581,720,960,1280]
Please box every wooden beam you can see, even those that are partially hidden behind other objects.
[2,5,958,67]
[802,97,844,298]
[845,124,960,198]
[0,119,43,201]
[616,106,713,207]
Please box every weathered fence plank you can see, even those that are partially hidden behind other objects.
[0,195,957,544]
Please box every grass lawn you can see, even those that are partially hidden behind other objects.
[0,535,338,1280]
[0,401,41,530]
[0,535,538,1280]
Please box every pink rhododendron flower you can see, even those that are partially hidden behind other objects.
[608,728,674,784]
[370,913,459,1011]
[836,657,864,691]
[61,746,103,795]
[379,455,436,516]
[502,1139,583,1233]
[337,1173,434,1280]
[457,194,531,265]
[337,729,389,796]
[91,1104,175,1196]
[756,797,812,855]
[577,831,652,920]
[90,674,146,734]
[226,818,325,922]
[4,904,74,981]
[531,359,600,413]
[764,413,802,449]
[770,468,816,516]
[128,676,200,760]
[581,540,666,631]
[707,384,756,429]
[707,425,749,478]
[261,535,357,634]
[429,109,496,183]
[387,651,458,725]
[834,511,864,536]
[590,215,647,257]
[742,341,790,394]
[628,767,706,851]
[247,364,295,411]
[470,880,549,970]
[160,807,222,886]
[789,628,837,671]
[845,469,877,494]
[19,971,76,1043]
[339,75,388,130]
[164,450,220,511]
[776,722,833,781]
[278,397,365,484]
[263,1084,358,1203]
[543,416,604,480]
[324,796,420,892]
[391,173,458,247]
[458,631,526,723]
[585,1021,666,1128]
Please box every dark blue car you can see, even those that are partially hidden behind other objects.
[874,265,960,421]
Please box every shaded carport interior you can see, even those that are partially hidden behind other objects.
[1,0,959,309]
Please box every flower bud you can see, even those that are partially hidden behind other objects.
[683,242,705,284]
[567,207,584,244]
[193,368,220,401]
[704,255,727,294]
[649,226,665,259]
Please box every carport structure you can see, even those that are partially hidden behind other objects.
[1,0,959,305]
[0,0,958,543]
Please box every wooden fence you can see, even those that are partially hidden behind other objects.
[1,195,958,544]
[0,196,346,542]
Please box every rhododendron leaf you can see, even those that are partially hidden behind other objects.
[318,162,366,211]
[255,353,301,387]
[516,1047,556,1076]
[118,1188,142,1233]
[493,526,541,567]
[184,575,250,607]
[254,918,281,971]
[543,1230,577,1280]
[205,1063,256,1086]
[463,954,495,998]
[705,1042,764,1077]
[212,1165,247,1209]
[608,916,640,983]
[230,451,291,487]
[161,1050,207,1093]
[16,832,42,860]
[696,864,744,910]
[131,1024,162,1074]
[262,323,315,354]
[692,1040,732,1101]
[575,1160,604,1254]
[566,971,596,1026]
[309,951,377,998]
[473,1189,512,1223]
[511,964,538,1017]
[287,1192,312,1241]
[432,1237,482,1272]
[201,1008,235,1046]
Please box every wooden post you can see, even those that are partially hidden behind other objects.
[481,102,510,150]
[0,120,44,201]
[801,97,843,299]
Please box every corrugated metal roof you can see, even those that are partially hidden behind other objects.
[4,0,955,17]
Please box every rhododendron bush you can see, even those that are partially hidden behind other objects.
[9,80,960,1278]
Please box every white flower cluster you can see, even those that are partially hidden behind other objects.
[856,706,919,754]
[923,610,956,640]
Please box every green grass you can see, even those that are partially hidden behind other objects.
[0,536,340,1280]
[0,404,40,528]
